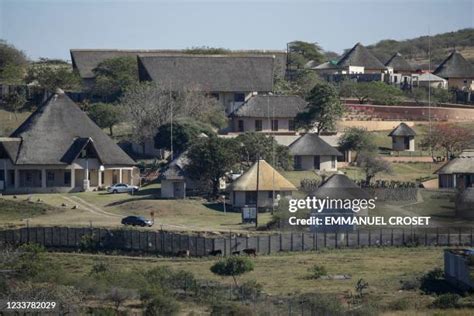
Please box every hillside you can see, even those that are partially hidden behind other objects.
[366,28,474,68]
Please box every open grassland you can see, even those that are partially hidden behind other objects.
[41,247,474,315]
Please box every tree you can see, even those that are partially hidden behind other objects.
[210,256,254,287]
[356,151,392,184]
[236,132,292,170]
[2,89,26,120]
[274,69,321,98]
[185,136,239,196]
[92,56,139,101]
[26,64,81,92]
[338,127,377,153]
[339,81,403,105]
[87,103,122,136]
[0,40,27,84]
[296,82,345,134]
[154,119,215,155]
[120,83,226,146]
[288,41,324,69]
[421,123,472,160]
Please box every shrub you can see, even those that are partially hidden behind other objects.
[14,243,47,279]
[79,233,99,252]
[144,295,180,316]
[388,298,411,311]
[105,287,135,311]
[300,293,345,315]
[240,279,263,300]
[431,293,460,309]
[399,277,421,290]
[307,265,327,279]
[210,256,254,287]
[210,302,255,316]
[90,261,109,275]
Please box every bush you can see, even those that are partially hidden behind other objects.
[144,295,180,316]
[240,280,263,300]
[210,256,254,287]
[399,277,421,291]
[307,265,327,279]
[210,302,255,316]
[79,233,99,252]
[300,293,345,315]
[90,261,109,275]
[14,243,47,279]
[431,293,460,309]
[387,298,411,311]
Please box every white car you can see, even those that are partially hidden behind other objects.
[107,183,139,194]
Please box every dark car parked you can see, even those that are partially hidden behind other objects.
[121,216,153,227]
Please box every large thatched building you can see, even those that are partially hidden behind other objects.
[229,159,296,209]
[0,90,137,193]
[433,50,474,91]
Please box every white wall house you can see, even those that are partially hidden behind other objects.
[388,123,416,152]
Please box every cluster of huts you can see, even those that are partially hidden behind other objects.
[1,43,474,215]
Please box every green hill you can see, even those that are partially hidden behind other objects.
[366,28,474,67]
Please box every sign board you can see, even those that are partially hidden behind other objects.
[242,206,257,223]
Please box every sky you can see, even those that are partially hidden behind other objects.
[1,0,473,61]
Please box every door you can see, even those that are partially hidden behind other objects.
[173,181,184,198]
[314,156,320,170]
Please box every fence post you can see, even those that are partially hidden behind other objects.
[290,233,294,251]
[402,228,405,245]
[357,230,360,247]
[257,236,260,253]
[425,228,428,246]
[346,230,349,248]
[313,232,316,251]
[268,235,271,255]
[324,232,327,248]
[379,228,383,246]
[391,229,394,246]
[301,233,304,251]
[279,233,282,251]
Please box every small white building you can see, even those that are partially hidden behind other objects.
[229,159,296,209]
[288,133,342,171]
[388,123,416,152]
[160,152,196,199]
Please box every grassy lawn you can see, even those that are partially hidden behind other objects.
[42,247,474,314]
[0,197,65,224]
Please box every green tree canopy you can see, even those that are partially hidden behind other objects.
[92,56,139,102]
[236,132,292,170]
[356,150,392,184]
[87,102,122,136]
[338,127,377,152]
[0,40,27,84]
[185,136,239,196]
[26,63,81,92]
[210,256,254,287]
[154,119,216,155]
[339,81,403,105]
[288,41,325,69]
[296,82,345,134]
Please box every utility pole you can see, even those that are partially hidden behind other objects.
[255,158,260,228]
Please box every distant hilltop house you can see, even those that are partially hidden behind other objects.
[137,55,275,114]
[436,149,474,189]
[0,90,137,193]
[388,123,416,152]
[228,95,307,134]
[288,133,342,171]
[433,50,474,91]
[70,48,286,91]
[229,159,296,210]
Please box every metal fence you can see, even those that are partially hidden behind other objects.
[0,226,473,256]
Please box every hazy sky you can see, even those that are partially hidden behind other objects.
[1,0,473,61]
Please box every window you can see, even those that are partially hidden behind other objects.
[47,171,55,182]
[0,170,4,181]
[64,171,71,186]
[255,120,262,132]
[234,93,245,102]
[268,191,275,199]
[331,156,336,169]
[245,191,257,205]
[294,156,302,169]
[394,76,398,83]
[314,156,320,169]
[288,120,295,131]
[238,120,244,132]
[26,172,32,182]
[271,120,279,131]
